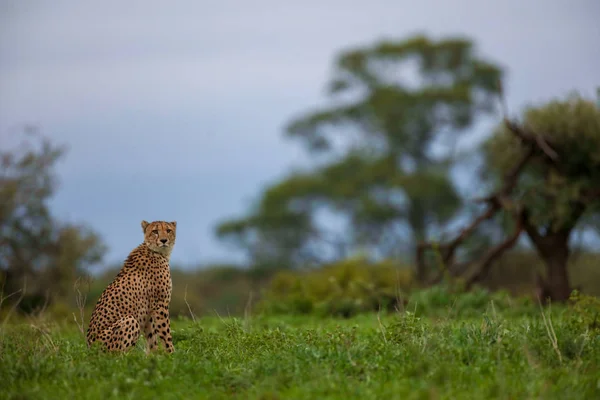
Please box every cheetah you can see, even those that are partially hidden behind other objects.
[86,220,177,353]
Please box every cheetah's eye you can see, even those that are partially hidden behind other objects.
[152,230,159,234]
[167,229,172,233]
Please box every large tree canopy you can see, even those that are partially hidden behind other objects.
[286,35,501,156]
[216,34,503,270]
[484,94,600,231]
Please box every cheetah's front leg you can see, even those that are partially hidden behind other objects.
[145,305,174,353]
[143,315,158,353]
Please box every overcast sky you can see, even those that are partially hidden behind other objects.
[1,0,599,269]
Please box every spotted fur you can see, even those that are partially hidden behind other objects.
[86,220,177,353]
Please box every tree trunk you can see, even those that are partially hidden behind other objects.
[537,239,572,302]
[527,230,572,302]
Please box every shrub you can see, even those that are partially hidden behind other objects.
[258,256,413,317]
[568,289,600,332]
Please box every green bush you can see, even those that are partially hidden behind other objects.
[568,289,600,332]
[259,257,544,319]
[258,256,413,317]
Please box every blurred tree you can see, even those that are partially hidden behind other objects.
[418,94,600,301]
[47,223,104,300]
[216,34,503,274]
[481,94,600,301]
[0,127,106,312]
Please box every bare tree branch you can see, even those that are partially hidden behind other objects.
[496,79,559,163]
[464,208,524,288]
[416,144,535,283]
[416,204,499,282]
[503,119,559,161]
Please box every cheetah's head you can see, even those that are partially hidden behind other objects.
[141,220,177,256]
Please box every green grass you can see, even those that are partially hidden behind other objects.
[1,307,599,400]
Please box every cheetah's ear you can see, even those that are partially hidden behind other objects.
[170,221,177,229]
[141,220,150,232]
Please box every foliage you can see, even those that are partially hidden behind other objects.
[0,128,106,311]
[258,256,414,317]
[569,290,600,332]
[477,94,600,301]
[215,34,504,269]
[215,191,315,270]
[1,310,599,399]
[258,258,540,319]
[483,94,600,231]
